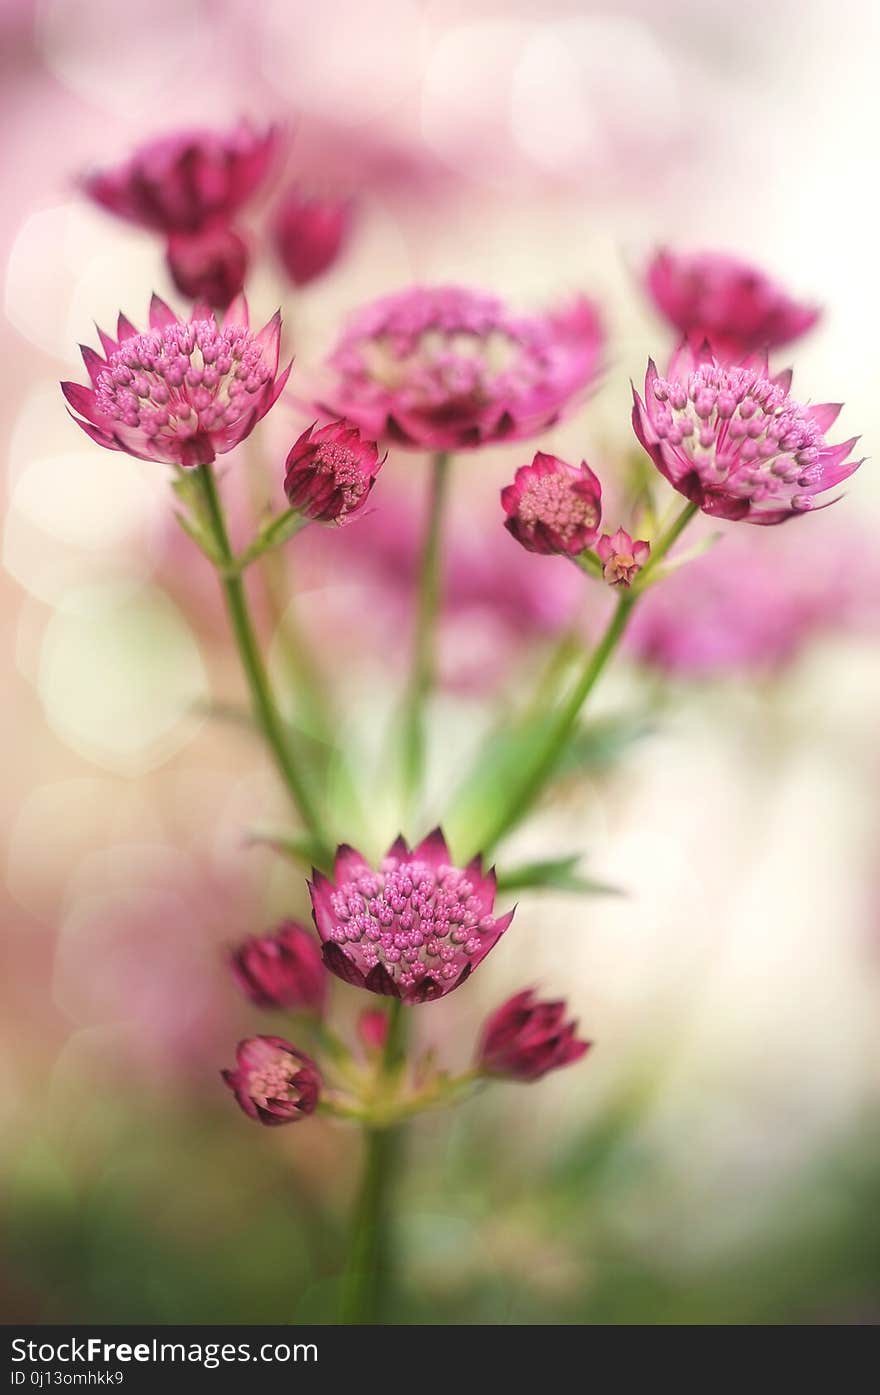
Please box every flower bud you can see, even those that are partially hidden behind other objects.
[357,1009,390,1052]
[222,1036,321,1124]
[502,452,602,556]
[273,189,353,286]
[477,989,590,1082]
[284,420,384,524]
[229,921,327,1013]
[165,224,248,308]
[595,528,650,587]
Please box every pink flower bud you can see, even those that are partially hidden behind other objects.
[273,188,353,287]
[595,528,650,587]
[501,452,603,556]
[477,989,590,1082]
[228,921,327,1013]
[222,1036,321,1125]
[165,224,248,309]
[357,1009,390,1052]
[284,420,384,523]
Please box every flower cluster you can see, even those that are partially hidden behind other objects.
[84,123,278,307]
[645,249,820,360]
[321,285,603,450]
[62,294,290,467]
[284,420,385,524]
[632,340,861,525]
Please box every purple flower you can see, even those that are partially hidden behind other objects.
[645,249,820,360]
[478,989,590,1082]
[228,922,327,1013]
[501,451,603,556]
[61,294,290,468]
[284,420,384,523]
[222,1036,321,1125]
[321,285,603,451]
[83,123,279,235]
[632,340,862,525]
[596,528,650,587]
[308,830,514,1005]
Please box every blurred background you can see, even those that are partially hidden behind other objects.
[3,0,880,1324]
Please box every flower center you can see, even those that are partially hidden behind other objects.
[94,319,271,443]
[651,363,825,504]
[327,857,494,992]
[518,473,598,541]
[313,442,369,508]
[249,1053,298,1106]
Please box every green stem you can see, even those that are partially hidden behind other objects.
[339,999,407,1324]
[400,452,451,818]
[195,464,332,865]
[470,500,698,858]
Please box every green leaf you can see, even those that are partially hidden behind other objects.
[238,509,308,570]
[496,854,622,897]
[173,509,224,565]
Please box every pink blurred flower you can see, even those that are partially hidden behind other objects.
[228,921,327,1013]
[284,419,384,523]
[502,452,602,556]
[83,122,279,235]
[62,294,291,467]
[627,522,880,675]
[357,1009,390,1052]
[308,830,514,1004]
[596,528,650,587]
[222,1036,321,1126]
[477,989,590,1082]
[632,340,862,525]
[273,188,353,286]
[321,285,603,451]
[165,225,249,308]
[645,249,820,360]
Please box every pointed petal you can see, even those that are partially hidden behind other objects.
[333,844,371,883]
[116,312,138,341]
[411,827,451,871]
[809,402,843,432]
[149,293,178,330]
[80,344,107,385]
[365,963,401,998]
[321,942,365,988]
[224,294,249,329]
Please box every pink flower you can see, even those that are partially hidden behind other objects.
[357,1009,390,1052]
[222,1036,321,1125]
[83,123,279,235]
[61,294,291,468]
[165,225,248,308]
[501,452,602,556]
[228,921,327,1013]
[632,341,862,525]
[321,285,603,451]
[596,528,650,587]
[645,249,820,360]
[273,188,353,286]
[308,830,514,1005]
[283,420,384,523]
[477,989,590,1082]
[627,520,880,676]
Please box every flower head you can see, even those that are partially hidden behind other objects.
[596,528,650,587]
[477,989,590,1082]
[274,189,353,286]
[61,294,291,467]
[83,123,279,235]
[284,420,384,523]
[502,452,602,556]
[166,224,248,308]
[228,921,327,1013]
[321,285,603,451]
[645,249,820,360]
[222,1036,321,1125]
[632,341,862,525]
[308,830,514,1004]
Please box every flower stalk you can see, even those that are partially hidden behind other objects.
[195,462,333,866]
[400,451,451,815]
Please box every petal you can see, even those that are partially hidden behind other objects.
[411,827,451,871]
[149,292,179,330]
[333,843,371,883]
[365,963,401,998]
[224,293,250,329]
[308,869,337,941]
[808,402,843,431]
[80,344,108,385]
[321,941,365,988]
